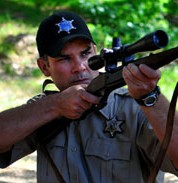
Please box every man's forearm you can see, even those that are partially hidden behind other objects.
[0,94,61,153]
[141,94,178,168]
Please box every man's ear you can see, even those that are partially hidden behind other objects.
[93,44,97,54]
[37,58,51,76]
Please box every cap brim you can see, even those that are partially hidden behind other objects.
[48,34,95,57]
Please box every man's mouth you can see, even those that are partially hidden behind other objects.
[72,78,91,85]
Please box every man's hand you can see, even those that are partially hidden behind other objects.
[55,85,100,119]
[122,63,161,99]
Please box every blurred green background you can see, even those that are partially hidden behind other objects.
[0,0,177,111]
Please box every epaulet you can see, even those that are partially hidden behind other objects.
[27,93,46,104]
[112,87,130,96]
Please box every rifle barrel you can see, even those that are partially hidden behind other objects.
[87,46,178,96]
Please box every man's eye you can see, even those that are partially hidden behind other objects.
[81,50,91,57]
[56,57,70,62]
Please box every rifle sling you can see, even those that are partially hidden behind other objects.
[147,82,178,183]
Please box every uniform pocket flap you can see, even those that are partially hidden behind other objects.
[85,137,131,161]
[47,132,66,149]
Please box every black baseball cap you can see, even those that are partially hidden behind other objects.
[36,11,95,57]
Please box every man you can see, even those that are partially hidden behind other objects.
[0,10,178,183]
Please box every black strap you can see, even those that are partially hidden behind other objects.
[147,82,178,183]
[42,79,54,93]
[36,118,71,145]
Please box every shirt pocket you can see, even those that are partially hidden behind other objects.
[85,137,131,183]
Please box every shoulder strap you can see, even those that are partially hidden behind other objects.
[36,117,71,145]
[42,79,55,92]
[147,82,178,183]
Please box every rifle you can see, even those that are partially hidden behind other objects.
[87,30,178,107]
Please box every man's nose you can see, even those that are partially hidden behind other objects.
[72,58,87,73]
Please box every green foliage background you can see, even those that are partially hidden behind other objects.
[0,0,177,110]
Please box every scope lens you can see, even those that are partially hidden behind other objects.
[154,30,169,48]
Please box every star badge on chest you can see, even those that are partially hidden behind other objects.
[104,116,125,138]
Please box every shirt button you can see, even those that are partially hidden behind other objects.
[71,147,77,152]
[72,175,77,181]
[106,152,110,158]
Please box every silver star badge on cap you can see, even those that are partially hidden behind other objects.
[56,17,76,34]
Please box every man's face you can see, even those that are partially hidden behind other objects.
[38,38,99,91]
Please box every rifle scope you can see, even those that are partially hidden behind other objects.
[88,30,169,70]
